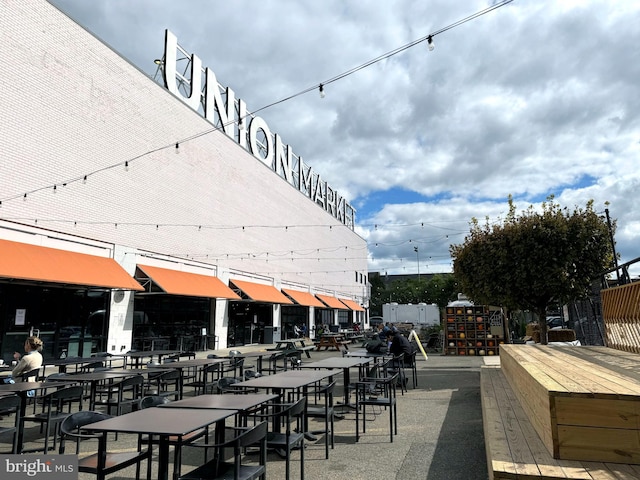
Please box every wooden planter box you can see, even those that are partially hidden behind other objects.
[500,344,640,464]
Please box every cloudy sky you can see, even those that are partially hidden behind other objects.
[48,0,640,277]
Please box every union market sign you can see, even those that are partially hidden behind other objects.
[160,30,355,229]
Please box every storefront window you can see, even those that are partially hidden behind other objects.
[0,283,109,361]
[133,295,211,351]
[281,306,307,339]
[228,302,272,346]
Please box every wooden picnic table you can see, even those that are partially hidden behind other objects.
[314,334,351,351]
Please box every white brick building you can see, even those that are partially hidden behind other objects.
[0,1,368,359]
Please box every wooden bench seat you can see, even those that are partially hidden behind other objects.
[500,345,640,465]
[481,366,640,479]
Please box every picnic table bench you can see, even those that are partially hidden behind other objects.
[267,339,315,358]
[314,334,351,351]
[481,344,640,479]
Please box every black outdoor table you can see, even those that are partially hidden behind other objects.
[124,350,182,368]
[55,369,162,409]
[0,381,66,453]
[232,369,337,439]
[85,406,237,480]
[47,355,124,373]
[230,350,281,374]
[160,393,278,424]
[346,349,392,362]
[299,356,371,407]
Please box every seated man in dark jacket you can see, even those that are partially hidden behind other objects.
[386,329,414,366]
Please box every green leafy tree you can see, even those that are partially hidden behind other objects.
[368,273,459,317]
[450,196,614,344]
[368,273,387,316]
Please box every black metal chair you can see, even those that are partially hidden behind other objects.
[285,350,302,370]
[216,377,243,394]
[94,374,145,417]
[80,361,105,373]
[59,410,150,480]
[354,372,399,443]
[221,355,246,378]
[261,351,286,375]
[22,384,84,453]
[19,367,44,382]
[243,370,262,380]
[406,350,418,388]
[180,421,268,480]
[0,394,21,453]
[184,363,222,395]
[252,397,306,480]
[346,357,391,404]
[144,369,181,400]
[305,380,336,459]
[388,354,408,395]
[18,367,44,412]
[139,395,170,409]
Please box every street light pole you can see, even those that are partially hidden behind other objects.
[414,246,420,280]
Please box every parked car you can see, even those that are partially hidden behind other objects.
[369,316,384,328]
[546,316,567,329]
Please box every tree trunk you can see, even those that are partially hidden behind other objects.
[538,309,548,345]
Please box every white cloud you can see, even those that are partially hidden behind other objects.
[49,0,640,276]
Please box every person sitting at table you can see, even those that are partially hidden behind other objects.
[386,329,413,365]
[377,323,386,342]
[386,329,413,387]
[2,336,44,384]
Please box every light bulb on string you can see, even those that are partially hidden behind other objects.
[319,84,325,98]
[124,161,129,171]
[427,35,435,51]
[82,175,87,184]
[175,143,180,154]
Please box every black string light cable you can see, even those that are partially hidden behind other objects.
[0,216,474,232]
[0,1,513,208]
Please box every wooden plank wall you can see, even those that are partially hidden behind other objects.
[601,282,640,353]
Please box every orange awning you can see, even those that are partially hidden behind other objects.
[316,294,349,309]
[339,298,365,312]
[137,265,240,299]
[0,238,143,290]
[230,279,293,304]
[282,289,325,308]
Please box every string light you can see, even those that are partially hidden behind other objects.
[82,175,87,184]
[427,35,435,51]
[124,161,129,171]
[0,3,512,210]
[175,142,180,154]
